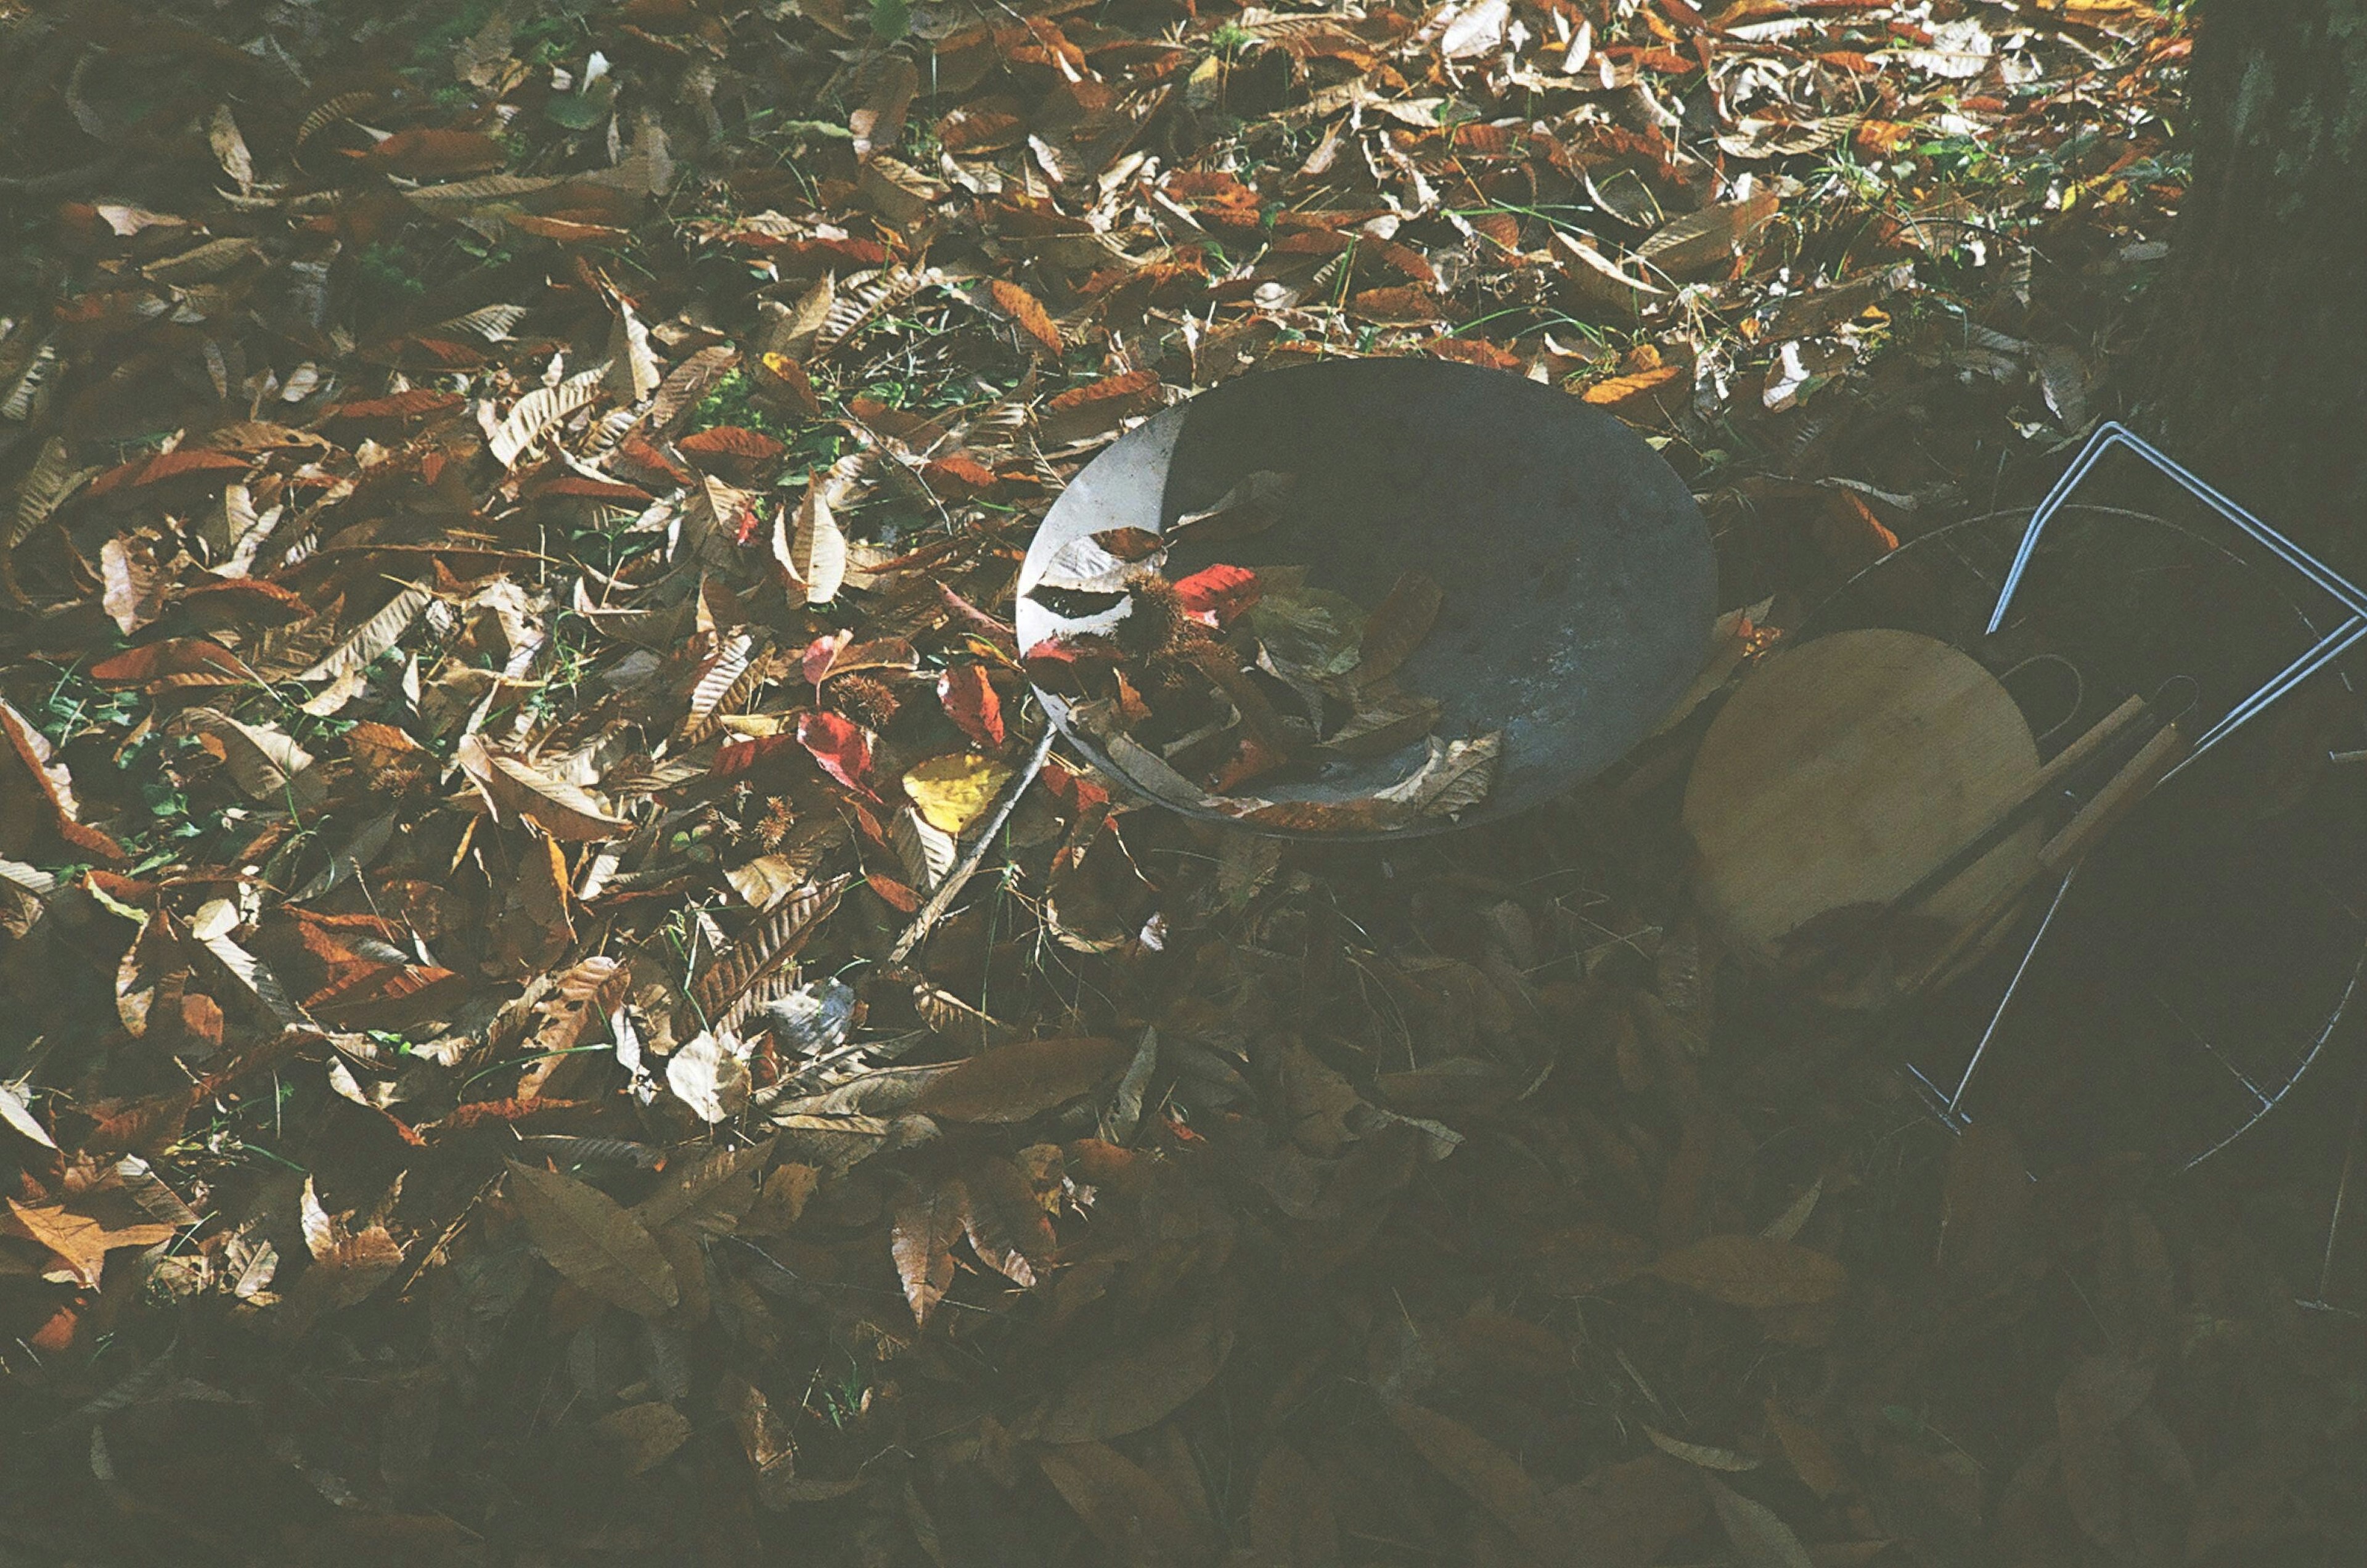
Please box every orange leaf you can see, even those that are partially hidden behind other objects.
[989,279,1063,356]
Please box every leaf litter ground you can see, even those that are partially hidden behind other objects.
[1,1,2361,1564]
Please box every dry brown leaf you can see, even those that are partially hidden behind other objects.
[1037,1442,1219,1568]
[1705,1476,1816,1568]
[595,1402,693,1475]
[1648,1234,1846,1307]
[959,1154,1056,1286]
[1028,1309,1234,1442]
[892,1178,965,1329]
[914,1037,1129,1122]
[505,1159,679,1317]
[1385,1400,1576,1565]
[988,279,1063,356]
[1356,570,1443,684]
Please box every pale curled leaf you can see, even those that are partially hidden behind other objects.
[488,366,606,468]
[0,1082,57,1149]
[666,1032,751,1124]
[1646,1427,1762,1472]
[781,477,848,605]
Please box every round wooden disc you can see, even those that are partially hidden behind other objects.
[1682,628,2044,968]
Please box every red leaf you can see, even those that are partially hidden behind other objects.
[1172,564,1261,627]
[366,128,507,178]
[325,389,465,422]
[938,665,1006,748]
[867,871,921,912]
[713,732,801,780]
[679,426,787,467]
[803,632,852,687]
[1041,759,1109,814]
[798,709,875,795]
[91,638,258,689]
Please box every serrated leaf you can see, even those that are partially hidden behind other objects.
[988,279,1062,354]
[692,874,852,1027]
[288,582,432,683]
[489,366,606,468]
[778,476,847,605]
[674,632,756,746]
[8,437,97,552]
[505,1161,678,1317]
[893,1179,963,1327]
[892,804,957,890]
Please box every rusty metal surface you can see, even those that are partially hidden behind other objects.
[1016,357,1717,836]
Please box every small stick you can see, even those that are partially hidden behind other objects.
[888,725,1058,964]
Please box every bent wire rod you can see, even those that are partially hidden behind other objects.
[1937,425,2367,1130]
[1985,421,2367,776]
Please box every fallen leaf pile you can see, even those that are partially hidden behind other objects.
[1027,504,1492,830]
[4,0,2361,1563]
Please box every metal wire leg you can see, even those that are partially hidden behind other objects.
[1987,422,2367,634]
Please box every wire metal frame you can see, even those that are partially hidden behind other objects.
[1935,422,2367,1175]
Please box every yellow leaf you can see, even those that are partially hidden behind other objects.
[902,752,1016,835]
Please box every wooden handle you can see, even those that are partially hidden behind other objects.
[1911,721,2191,989]
[2036,721,2190,872]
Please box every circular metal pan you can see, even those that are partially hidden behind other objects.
[1016,357,1717,838]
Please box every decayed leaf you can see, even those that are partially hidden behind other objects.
[892,804,957,890]
[1249,1446,1342,1568]
[1037,1442,1218,1568]
[692,874,851,1026]
[504,1159,679,1317]
[1705,1477,1815,1568]
[1028,1309,1234,1442]
[632,1138,776,1233]
[1385,1400,1574,1564]
[959,1154,1056,1286]
[595,1402,693,1475]
[5,1193,180,1288]
[99,536,166,636]
[179,708,321,805]
[915,1037,1128,1122]
[0,696,125,861]
[1355,570,1444,684]
[891,1178,965,1328]
[1648,1234,1846,1307]
[288,582,433,683]
[1646,1427,1762,1472]
[1636,192,1782,277]
[7,436,98,552]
